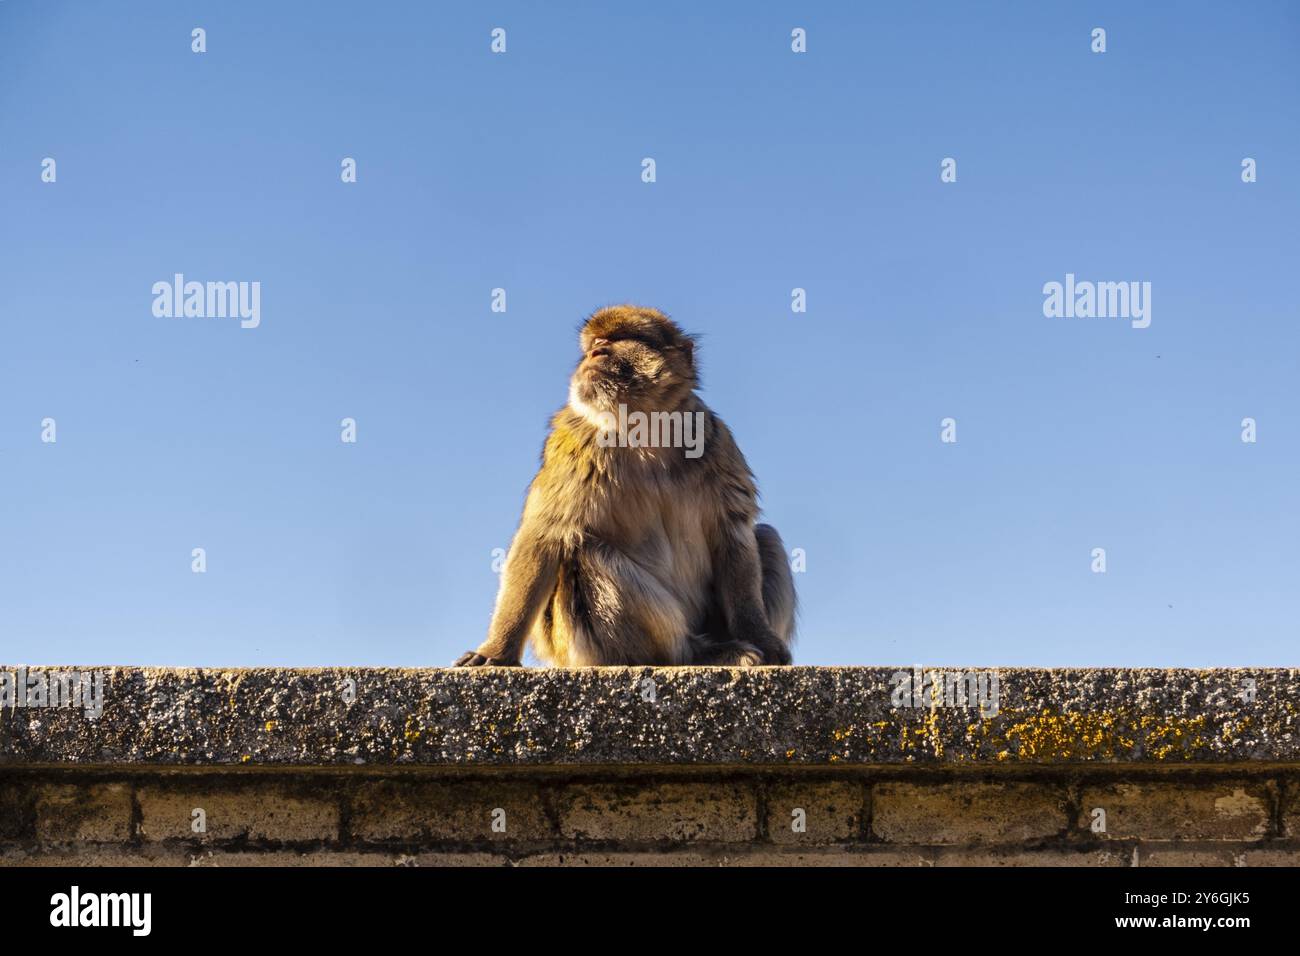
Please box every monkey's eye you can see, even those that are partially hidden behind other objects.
[611,333,659,349]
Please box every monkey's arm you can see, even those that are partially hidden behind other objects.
[454,509,559,667]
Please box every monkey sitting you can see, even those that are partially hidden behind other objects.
[454,305,795,667]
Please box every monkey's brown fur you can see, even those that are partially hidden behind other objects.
[455,305,795,667]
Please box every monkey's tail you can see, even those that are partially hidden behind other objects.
[755,523,797,646]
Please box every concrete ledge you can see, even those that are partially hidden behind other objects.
[2,667,1298,866]
[1,666,1296,767]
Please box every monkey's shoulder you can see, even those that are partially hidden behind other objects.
[539,410,605,471]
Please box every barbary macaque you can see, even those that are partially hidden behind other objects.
[455,305,795,667]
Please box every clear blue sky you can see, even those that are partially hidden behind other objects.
[2,1,1297,668]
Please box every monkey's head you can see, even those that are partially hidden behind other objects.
[568,305,698,416]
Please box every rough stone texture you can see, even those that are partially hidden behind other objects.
[556,781,758,843]
[766,781,865,844]
[871,781,1068,844]
[1281,777,1300,838]
[2,666,1295,767]
[0,780,33,842]
[346,780,552,843]
[34,782,132,844]
[2,846,195,868]
[929,847,1132,867]
[1078,781,1271,842]
[2,667,1299,866]
[136,782,340,843]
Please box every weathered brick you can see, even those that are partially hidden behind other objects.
[187,849,506,867]
[933,847,1129,867]
[556,781,757,843]
[519,851,724,867]
[347,780,552,843]
[1140,844,1300,866]
[766,781,864,844]
[394,852,518,867]
[1079,783,1269,841]
[185,850,392,867]
[35,783,133,844]
[1137,846,1245,866]
[1280,779,1300,837]
[720,847,928,866]
[0,780,33,841]
[137,783,338,843]
[0,845,190,867]
[519,847,928,866]
[1233,847,1300,866]
[871,781,1066,844]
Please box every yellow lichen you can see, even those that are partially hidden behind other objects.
[991,708,1210,761]
[879,704,1224,764]
[403,714,422,743]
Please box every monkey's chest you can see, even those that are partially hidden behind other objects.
[583,506,715,608]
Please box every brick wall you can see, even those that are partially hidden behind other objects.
[3,769,1296,866]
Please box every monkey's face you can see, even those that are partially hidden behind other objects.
[569,306,697,414]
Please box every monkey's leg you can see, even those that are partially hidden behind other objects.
[711,523,793,665]
[755,523,796,651]
[558,542,691,666]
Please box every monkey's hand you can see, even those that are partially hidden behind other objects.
[452,651,522,667]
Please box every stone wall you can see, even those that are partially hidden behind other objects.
[1,666,1297,866]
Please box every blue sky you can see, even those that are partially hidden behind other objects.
[1,1,1297,667]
